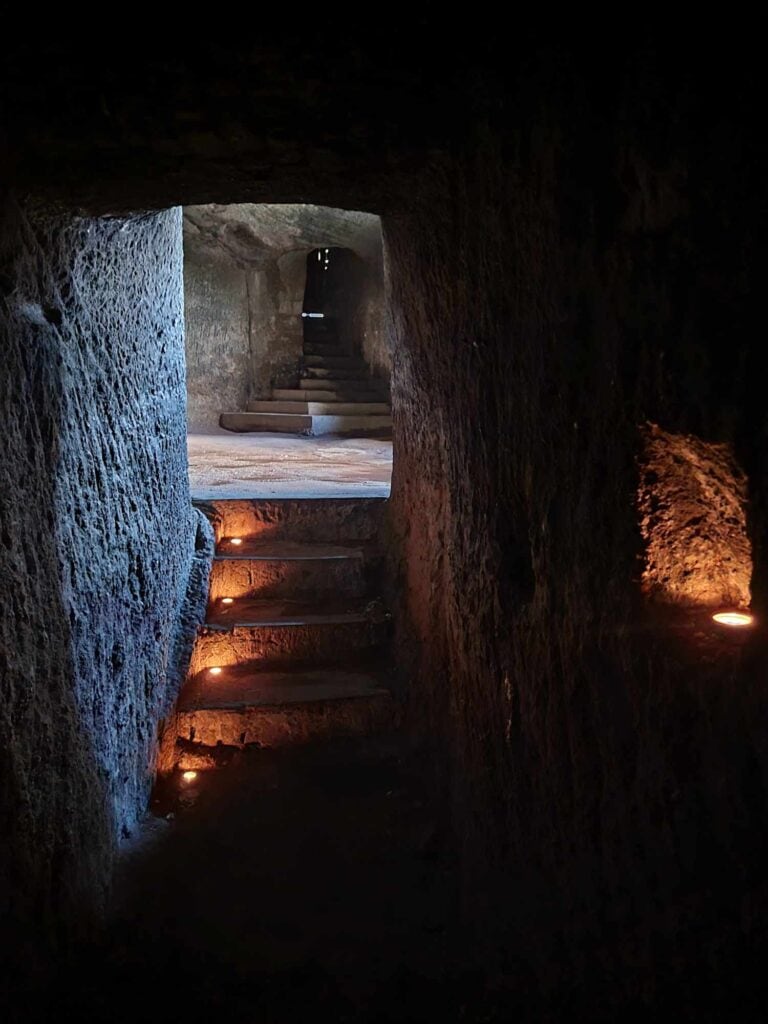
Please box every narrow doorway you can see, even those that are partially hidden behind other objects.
[183,204,392,500]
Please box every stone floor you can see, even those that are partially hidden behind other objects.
[187,429,393,500]
[56,737,476,1024]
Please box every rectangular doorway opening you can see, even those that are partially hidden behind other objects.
[183,203,392,499]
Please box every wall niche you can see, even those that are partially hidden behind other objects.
[638,422,752,610]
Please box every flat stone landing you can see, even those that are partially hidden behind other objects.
[187,430,392,499]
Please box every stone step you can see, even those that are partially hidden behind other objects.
[273,388,387,403]
[166,667,394,763]
[302,321,335,334]
[220,411,392,437]
[220,412,311,434]
[190,601,387,669]
[303,354,367,370]
[310,414,391,436]
[298,378,387,393]
[303,366,369,381]
[205,596,382,626]
[248,400,390,416]
[303,343,347,356]
[194,497,385,546]
[209,541,372,600]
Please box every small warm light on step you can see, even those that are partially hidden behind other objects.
[712,611,754,627]
[209,666,223,676]
[228,537,243,546]
[181,771,198,784]
[221,597,234,605]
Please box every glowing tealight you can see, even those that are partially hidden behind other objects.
[181,770,198,783]
[229,537,243,546]
[209,666,223,676]
[221,597,234,605]
[712,611,754,627]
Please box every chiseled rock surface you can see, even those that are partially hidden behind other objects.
[639,423,752,608]
[184,203,381,266]
[0,201,210,981]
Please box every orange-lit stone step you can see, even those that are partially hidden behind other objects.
[173,666,395,752]
[199,497,385,547]
[209,541,371,601]
[190,600,388,669]
[206,596,374,626]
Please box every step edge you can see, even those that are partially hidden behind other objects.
[213,550,366,562]
[177,689,393,712]
[201,613,377,629]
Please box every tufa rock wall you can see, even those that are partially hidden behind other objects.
[383,51,768,1014]
[0,199,210,993]
[638,423,751,609]
[183,240,253,430]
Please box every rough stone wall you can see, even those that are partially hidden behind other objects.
[248,252,306,400]
[638,423,751,609]
[357,252,389,380]
[3,30,768,1017]
[0,200,209,993]
[384,50,768,1014]
[183,242,251,429]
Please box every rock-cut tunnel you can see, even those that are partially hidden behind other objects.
[2,27,768,1024]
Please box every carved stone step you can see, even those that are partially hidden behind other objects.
[164,667,395,765]
[220,411,392,436]
[190,600,387,669]
[209,542,373,600]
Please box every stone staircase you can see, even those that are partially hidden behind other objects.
[160,498,395,772]
[220,329,392,437]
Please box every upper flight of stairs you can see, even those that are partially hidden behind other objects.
[220,327,392,438]
[160,498,395,771]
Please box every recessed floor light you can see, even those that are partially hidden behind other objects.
[712,611,753,627]
[209,666,223,676]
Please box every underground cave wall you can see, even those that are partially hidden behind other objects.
[385,54,768,997]
[2,31,766,1011]
[0,201,210,972]
[183,222,306,430]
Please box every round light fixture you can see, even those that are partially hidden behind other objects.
[209,666,223,676]
[229,537,243,546]
[221,597,234,605]
[181,771,198,783]
[712,611,754,627]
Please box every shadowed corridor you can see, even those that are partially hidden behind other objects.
[61,738,470,1023]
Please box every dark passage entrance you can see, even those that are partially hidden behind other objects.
[302,245,366,354]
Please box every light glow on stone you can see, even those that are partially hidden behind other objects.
[182,771,198,783]
[712,611,753,627]
[221,597,234,604]
[229,537,243,546]
[209,666,223,676]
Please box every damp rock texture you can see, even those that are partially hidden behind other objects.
[0,201,208,993]
[183,204,385,428]
[381,46,768,1019]
[638,423,751,608]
